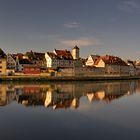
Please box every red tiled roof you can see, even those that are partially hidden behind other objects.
[26,51,45,61]
[95,55,128,66]
[47,52,58,59]
[54,49,73,60]
[12,53,24,60]
[90,55,100,62]
[19,59,32,64]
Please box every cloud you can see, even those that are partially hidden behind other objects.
[60,37,99,47]
[63,22,80,28]
[118,0,140,13]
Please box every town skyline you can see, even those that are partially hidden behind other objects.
[0,0,140,60]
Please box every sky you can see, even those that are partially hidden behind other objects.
[0,0,140,60]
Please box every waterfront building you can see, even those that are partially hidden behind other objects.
[45,49,74,68]
[25,51,46,70]
[94,55,130,76]
[45,47,83,68]
[0,48,7,75]
[16,58,32,72]
[126,60,136,76]
[23,65,41,74]
[7,54,16,69]
[85,55,100,66]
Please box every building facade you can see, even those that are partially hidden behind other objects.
[85,55,100,66]
[7,54,16,70]
[94,55,130,76]
[45,49,74,68]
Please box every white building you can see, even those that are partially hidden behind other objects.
[45,49,74,68]
[85,55,100,66]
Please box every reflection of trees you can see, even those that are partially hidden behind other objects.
[0,81,138,108]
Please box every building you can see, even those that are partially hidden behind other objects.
[45,47,83,69]
[71,45,79,60]
[23,65,41,74]
[85,55,100,66]
[126,60,136,76]
[0,48,7,75]
[7,54,16,69]
[94,55,129,76]
[45,49,74,68]
[16,58,32,72]
[26,51,46,70]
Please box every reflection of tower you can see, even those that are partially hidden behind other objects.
[44,91,53,107]
[71,98,79,109]
[72,46,79,60]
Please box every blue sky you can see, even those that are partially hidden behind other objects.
[0,0,140,60]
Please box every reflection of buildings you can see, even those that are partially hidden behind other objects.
[0,80,138,108]
[0,84,15,106]
[86,82,136,103]
[44,90,79,109]
[16,85,47,106]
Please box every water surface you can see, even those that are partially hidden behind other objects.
[0,80,140,140]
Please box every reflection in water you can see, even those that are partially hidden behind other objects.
[0,80,138,109]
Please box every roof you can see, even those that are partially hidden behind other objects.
[95,55,128,66]
[89,55,100,61]
[19,59,32,64]
[26,51,45,61]
[46,52,58,59]
[54,49,73,60]
[126,60,136,68]
[11,53,24,60]
[73,45,79,50]
[0,48,6,58]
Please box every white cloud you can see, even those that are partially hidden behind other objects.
[63,22,80,28]
[60,37,99,47]
[118,0,140,13]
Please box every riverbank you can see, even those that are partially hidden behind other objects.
[0,75,139,82]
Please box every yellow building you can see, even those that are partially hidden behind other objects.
[0,48,7,75]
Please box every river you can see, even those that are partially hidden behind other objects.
[0,80,140,140]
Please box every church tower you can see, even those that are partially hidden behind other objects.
[72,45,79,60]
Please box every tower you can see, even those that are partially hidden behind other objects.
[72,45,79,59]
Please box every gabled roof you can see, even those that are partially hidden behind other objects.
[0,48,6,58]
[26,51,45,61]
[46,52,58,59]
[126,60,136,68]
[95,55,128,66]
[11,53,24,60]
[54,49,73,60]
[19,59,32,65]
[89,55,100,61]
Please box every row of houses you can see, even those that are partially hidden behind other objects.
[0,46,140,76]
